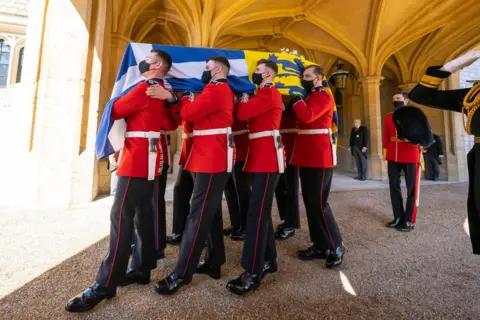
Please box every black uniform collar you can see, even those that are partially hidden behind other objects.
[146,78,164,85]
[259,82,273,89]
[212,78,227,84]
[311,86,325,93]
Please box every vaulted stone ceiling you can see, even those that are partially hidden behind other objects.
[110,0,480,82]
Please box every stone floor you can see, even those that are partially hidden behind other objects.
[1,181,479,320]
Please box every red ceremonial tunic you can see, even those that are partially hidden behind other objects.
[111,80,177,178]
[383,112,421,163]
[236,84,283,172]
[182,79,234,173]
[232,119,249,162]
[280,110,297,159]
[290,87,335,168]
[171,95,195,166]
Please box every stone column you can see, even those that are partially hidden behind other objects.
[359,76,386,180]
[346,94,362,172]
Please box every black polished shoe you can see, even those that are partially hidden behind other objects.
[261,261,277,280]
[166,234,182,245]
[385,218,402,228]
[155,272,191,295]
[223,226,235,236]
[230,228,246,241]
[296,246,327,260]
[275,227,295,240]
[397,221,414,232]
[226,272,261,295]
[157,250,165,260]
[118,268,150,287]
[359,177,366,181]
[325,245,345,269]
[65,283,116,313]
[196,262,221,280]
[275,222,285,231]
[354,177,360,180]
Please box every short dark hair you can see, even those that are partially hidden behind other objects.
[151,50,172,73]
[304,65,325,78]
[257,59,278,75]
[393,91,409,99]
[207,56,230,74]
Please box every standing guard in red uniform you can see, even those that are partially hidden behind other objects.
[227,59,283,295]
[292,65,345,268]
[155,56,234,295]
[384,92,423,232]
[66,50,178,312]
[166,92,196,245]
[274,105,300,240]
[223,115,250,241]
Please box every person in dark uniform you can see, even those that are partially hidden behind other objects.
[223,116,250,241]
[383,92,424,232]
[274,106,300,240]
[226,59,283,295]
[349,118,369,180]
[155,56,234,295]
[66,50,178,312]
[291,65,345,268]
[424,133,444,181]
[166,92,195,245]
[408,50,480,254]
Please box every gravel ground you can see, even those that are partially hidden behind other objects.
[1,183,480,320]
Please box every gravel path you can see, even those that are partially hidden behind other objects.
[1,183,479,320]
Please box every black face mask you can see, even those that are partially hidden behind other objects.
[138,60,151,75]
[393,101,405,110]
[252,72,264,86]
[202,70,212,84]
[301,79,314,93]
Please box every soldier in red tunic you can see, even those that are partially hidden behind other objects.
[166,92,195,245]
[275,106,300,240]
[383,92,423,232]
[226,59,283,295]
[66,50,178,312]
[292,65,345,268]
[155,56,234,295]
[223,115,250,241]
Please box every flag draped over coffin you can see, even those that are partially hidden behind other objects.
[95,43,339,160]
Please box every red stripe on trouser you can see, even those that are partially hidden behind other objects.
[320,168,336,249]
[411,163,421,224]
[252,173,270,273]
[156,178,160,248]
[183,174,213,277]
[106,177,131,288]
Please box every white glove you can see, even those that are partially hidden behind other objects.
[439,155,444,158]
[442,51,480,73]
[241,93,249,103]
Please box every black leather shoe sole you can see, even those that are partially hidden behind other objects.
[154,278,192,295]
[325,258,343,269]
[166,236,182,245]
[65,293,116,313]
[226,282,260,296]
[230,233,246,241]
[275,230,295,240]
[261,265,278,280]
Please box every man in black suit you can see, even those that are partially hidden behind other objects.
[424,133,444,181]
[349,119,369,180]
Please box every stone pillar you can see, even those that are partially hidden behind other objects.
[360,76,386,180]
[24,0,107,207]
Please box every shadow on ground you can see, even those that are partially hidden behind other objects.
[1,184,480,320]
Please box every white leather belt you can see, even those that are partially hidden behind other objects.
[192,127,233,172]
[182,132,194,139]
[248,130,284,173]
[233,129,249,136]
[279,129,297,134]
[297,128,330,135]
[125,131,161,180]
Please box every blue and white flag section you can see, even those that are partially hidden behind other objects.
[94,43,334,160]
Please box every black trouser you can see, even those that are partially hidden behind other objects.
[174,172,229,279]
[466,145,480,254]
[96,176,157,289]
[387,160,420,223]
[241,173,279,276]
[300,167,342,251]
[275,161,300,228]
[424,154,440,180]
[172,165,195,234]
[152,164,169,252]
[352,147,367,179]
[224,161,250,230]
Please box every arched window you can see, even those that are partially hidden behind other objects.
[0,39,11,88]
[16,47,24,83]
